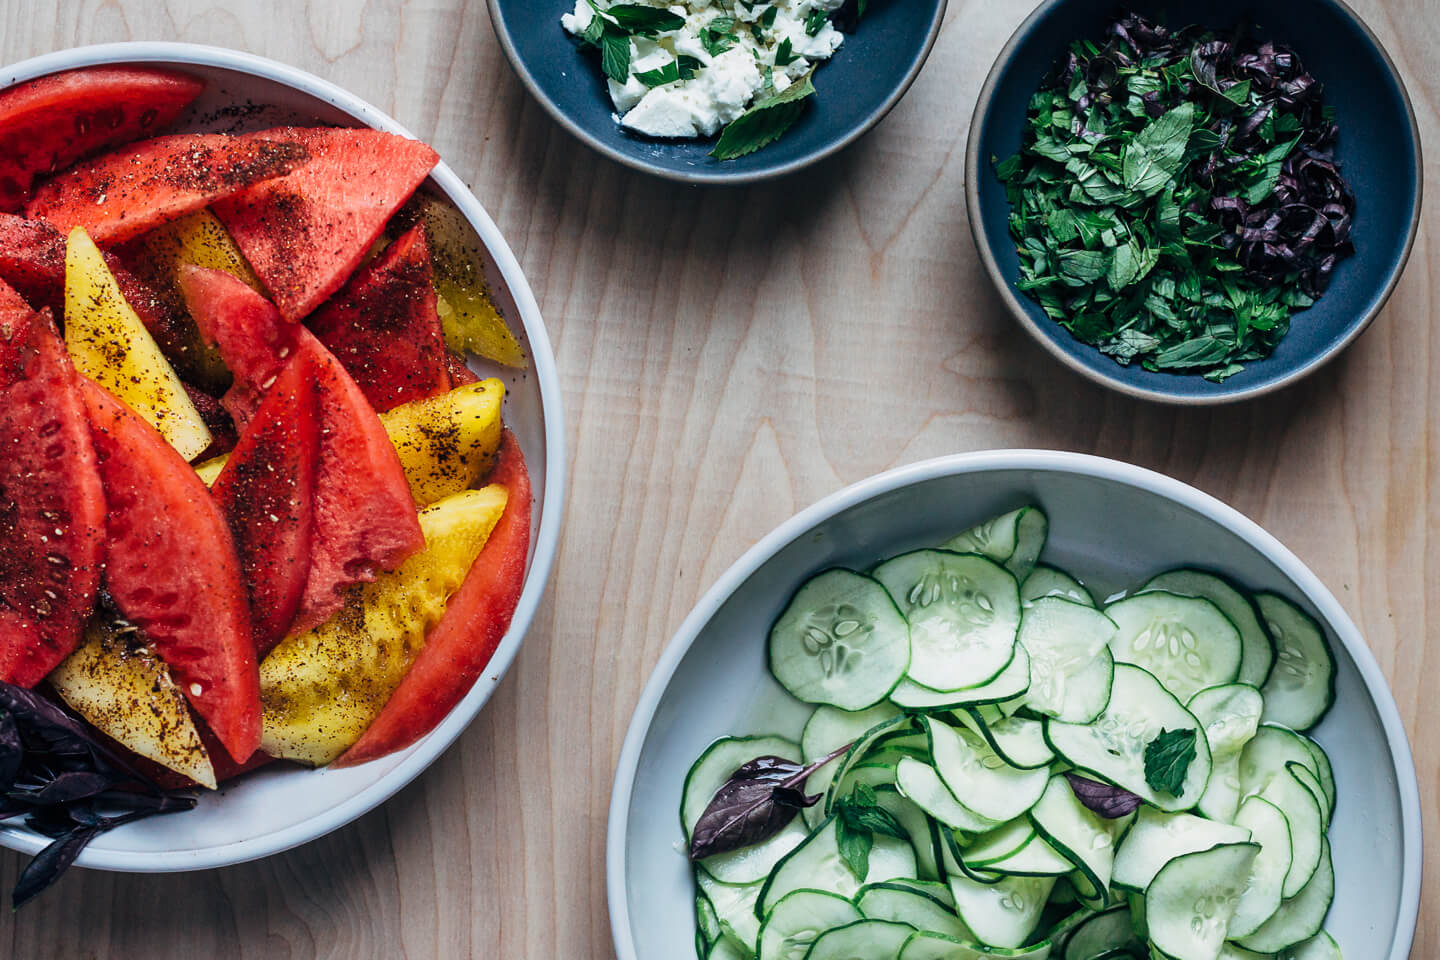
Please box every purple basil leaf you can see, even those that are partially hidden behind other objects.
[0,710,22,788]
[12,824,100,908]
[1064,772,1144,818]
[689,744,849,861]
[12,771,117,807]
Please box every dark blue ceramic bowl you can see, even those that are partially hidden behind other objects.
[488,0,946,184]
[967,0,1421,404]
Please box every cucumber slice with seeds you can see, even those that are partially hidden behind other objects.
[684,736,812,883]
[769,569,911,710]
[942,507,1048,581]
[1021,564,1095,607]
[1141,569,1275,687]
[873,550,1020,693]
[891,644,1031,711]
[757,889,862,960]
[1106,592,1243,702]
[1044,664,1212,813]
[1255,594,1336,732]
[1145,842,1259,960]
[948,872,1056,949]
[927,717,1050,822]
[1228,796,1294,939]
[1235,838,1334,953]
[1017,598,1118,722]
[803,919,915,959]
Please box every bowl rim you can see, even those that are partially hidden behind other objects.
[486,0,949,185]
[605,449,1422,960]
[0,41,567,872]
[963,0,1424,405]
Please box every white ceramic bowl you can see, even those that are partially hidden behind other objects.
[607,452,1420,960]
[0,43,565,871]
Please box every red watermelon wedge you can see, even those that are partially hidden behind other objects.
[307,224,451,411]
[213,127,439,322]
[0,301,106,688]
[27,133,309,244]
[0,66,204,213]
[179,266,424,632]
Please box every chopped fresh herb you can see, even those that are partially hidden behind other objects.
[805,9,829,36]
[760,6,778,29]
[1144,728,1198,796]
[635,59,680,87]
[600,30,631,84]
[603,4,685,34]
[832,783,907,879]
[677,54,703,81]
[996,13,1356,381]
[775,37,797,68]
[711,72,816,160]
[700,17,737,56]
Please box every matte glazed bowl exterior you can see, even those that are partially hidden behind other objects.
[0,43,565,872]
[488,0,947,184]
[608,452,1420,960]
[966,0,1422,404]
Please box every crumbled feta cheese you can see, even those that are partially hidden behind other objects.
[562,0,848,141]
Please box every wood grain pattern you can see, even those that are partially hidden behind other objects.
[0,0,1436,956]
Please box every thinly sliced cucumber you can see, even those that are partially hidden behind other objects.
[855,882,971,939]
[875,784,942,882]
[948,872,1055,949]
[1187,683,1265,822]
[1258,766,1323,899]
[802,704,905,763]
[1301,736,1336,819]
[942,507,1048,581]
[822,714,914,815]
[901,930,1054,959]
[1145,842,1259,960]
[759,815,917,917]
[958,706,1055,769]
[1288,763,1330,832]
[1218,945,1272,960]
[757,889,861,960]
[1235,838,1334,953]
[1043,904,1097,953]
[1015,598,1118,722]
[939,828,1005,886]
[802,919,914,959]
[1021,564,1094,607]
[697,871,764,953]
[1228,796,1294,939]
[706,937,750,960]
[1255,594,1336,732]
[977,831,1075,877]
[1028,775,1115,897]
[1106,592,1243,702]
[884,878,956,909]
[697,887,722,952]
[873,550,1020,692]
[1142,570,1275,687]
[1238,725,1321,799]
[895,757,999,835]
[1111,806,1252,892]
[684,736,811,883]
[891,644,1031,711]
[927,717,1050,822]
[1062,905,1138,959]
[769,569,911,710]
[1044,664,1212,812]
[961,818,1039,865]
[1281,931,1341,959]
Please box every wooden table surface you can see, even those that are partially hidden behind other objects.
[0,1,1435,957]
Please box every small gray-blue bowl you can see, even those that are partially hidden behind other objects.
[488,0,946,185]
[966,0,1422,404]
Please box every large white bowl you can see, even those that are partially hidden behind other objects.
[607,452,1421,960]
[0,43,565,871]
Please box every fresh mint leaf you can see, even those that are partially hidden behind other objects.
[600,31,631,84]
[775,37,797,67]
[604,4,684,34]
[634,59,680,87]
[710,72,816,161]
[836,816,872,879]
[1144,728,1198,796]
